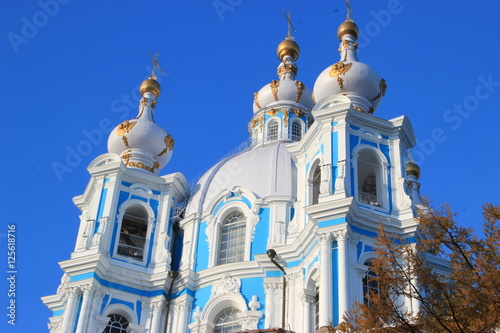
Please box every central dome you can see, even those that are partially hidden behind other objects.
[185,142,296,216]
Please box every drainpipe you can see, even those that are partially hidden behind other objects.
[267,249,287,330]
[164,222,180,333]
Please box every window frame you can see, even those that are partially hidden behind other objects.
[207,202,254,268]
[213,307,243,333]
[217,211,247,265]
[113,200,155,264]
[352,145,389,211]
[103,313,129,333]
[290,118,304,142]
[265,117,281,142]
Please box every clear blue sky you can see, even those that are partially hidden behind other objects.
[1,0,500,331]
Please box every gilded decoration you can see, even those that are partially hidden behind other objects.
[253,92,261,110]
[353,42,359,50]
[158,134,174,156]
[251,118,259,129]
[125,161,158,173]
[342,39,350,49]
[353,106,363,112]
[116,120,137,148]
[116,120,137,136]
[140,98,147,106]
[292,109,304,117]
[266,108,280,117]
[311,93,316,104]
[371,78,387,102]
[337,77,344,89]
[151,100,157,108]
[259,114,264,132]
[270,80,279,101]
[295,81,304,102]
[329,62,352,78]
[122,151,159,173]
[368,106,375,114]
[122,136,130,147]
[277,63,298,77]
[283,109,289,127]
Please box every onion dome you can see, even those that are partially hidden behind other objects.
[406,160,421,180]
[107,76,174,175]
[313,20,387,113]
[253,38,314,113]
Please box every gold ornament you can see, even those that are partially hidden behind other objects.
[270,80,279,101]
[295,81,304,102]
[254,92,261,110]
[329,62,352,78]
[158,134,174,157]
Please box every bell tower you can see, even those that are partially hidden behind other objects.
[42,62,190,333]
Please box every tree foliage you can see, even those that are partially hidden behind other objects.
[336,201,500,333]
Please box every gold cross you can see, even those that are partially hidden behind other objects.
[282,9,296,40]
[345,0,354,22]
[148,51,163,80]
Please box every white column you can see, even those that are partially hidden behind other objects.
[336,230,349,321]
[87,291,105,333]
[75,284,95,333]
[173,299,191,333]
[286,273,300,329]
[150,300,166,333]
[264,281,280,328]
[301,293,315,333]
[318,233,333,327]
[61,287,81,333]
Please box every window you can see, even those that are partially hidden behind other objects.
[103,314,129,333]
[218,211,246,265]
[214,308,242,333]
[357,149,382,207]
[117,206,148,260]
[362,261,379,305]
[267,119,279,141]
[291,120,302,141]
[312,164,321,205]
[314,287,320,331]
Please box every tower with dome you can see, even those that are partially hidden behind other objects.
[42,11,431,333]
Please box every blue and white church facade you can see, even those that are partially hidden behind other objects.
[43,18,427,333]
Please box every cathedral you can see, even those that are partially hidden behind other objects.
[42,12,428,333]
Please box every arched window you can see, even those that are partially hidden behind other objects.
[357,149,383,207]
[312,164,321,205]
[267,119,279,141]
[214,308,242,333]
[362,260,379,305]
[291,120,302,141]
[218,211,246,265]
[103,314,129,333]
[117,205,148,260]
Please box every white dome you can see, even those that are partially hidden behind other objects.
[313,21,386,113]
[314,61,385,112]
[107,90,173,174]
[253,79,314,113]
[185,142,296,216]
